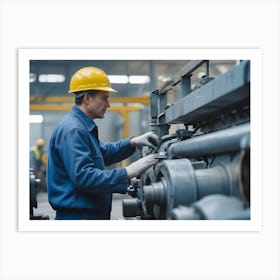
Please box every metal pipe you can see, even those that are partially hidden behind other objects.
[168,123,250,158]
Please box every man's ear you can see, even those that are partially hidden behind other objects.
[83,94,91,105]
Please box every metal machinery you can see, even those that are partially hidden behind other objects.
[30,169,49,220]
[123,60,250,220]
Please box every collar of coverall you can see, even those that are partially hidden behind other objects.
[72,105,97,133]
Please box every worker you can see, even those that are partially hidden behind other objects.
[30,138,47,192]
[47,66,159,220]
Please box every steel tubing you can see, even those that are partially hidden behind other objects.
[168,123,250,158]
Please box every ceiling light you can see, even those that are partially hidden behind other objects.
[39,74,65,83]
[129,75,150,84]
[29,115,44,123]
[108,75,128,84]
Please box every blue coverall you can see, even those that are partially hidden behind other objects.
[47,106,135,220]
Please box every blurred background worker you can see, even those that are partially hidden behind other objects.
[30,138,47,192]
[47,66,159,220]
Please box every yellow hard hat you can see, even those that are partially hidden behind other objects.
[36,138,45,146]
[69,67,117,94]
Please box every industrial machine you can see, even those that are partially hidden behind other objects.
[30,169,49,220]
[123,60,250,220]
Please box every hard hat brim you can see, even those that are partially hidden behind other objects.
[69,87,117,94]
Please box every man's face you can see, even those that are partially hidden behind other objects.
[86,91,110,119]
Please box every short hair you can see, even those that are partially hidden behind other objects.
[74,90,98,105]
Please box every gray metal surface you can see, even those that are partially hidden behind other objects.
[191,194,250,220]
[164,60,250,124]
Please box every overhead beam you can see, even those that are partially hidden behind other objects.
[30,96,150,105]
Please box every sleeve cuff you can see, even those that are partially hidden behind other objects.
[117,167,129,194]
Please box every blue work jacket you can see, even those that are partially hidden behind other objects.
[47,106,135,219]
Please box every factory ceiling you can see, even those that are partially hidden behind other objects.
[30,60,237,98]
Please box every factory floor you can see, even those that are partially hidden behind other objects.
[32,191,130,220]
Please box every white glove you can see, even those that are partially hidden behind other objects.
[125,154,158,178]
[130,132,159,150]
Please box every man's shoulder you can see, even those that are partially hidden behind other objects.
[53,112,86,135]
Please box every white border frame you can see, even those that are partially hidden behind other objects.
[18,48,262,232]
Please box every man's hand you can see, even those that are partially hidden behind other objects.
[130,132,159,150]
[125,154,158,178]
